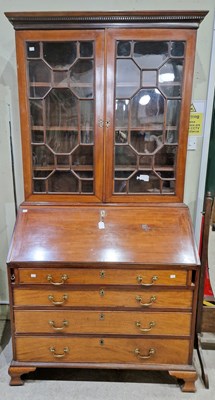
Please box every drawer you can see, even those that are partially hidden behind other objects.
[18,267,189,286]
[15,336,190,364]
[13,288,193,309]
[14,310,192,336]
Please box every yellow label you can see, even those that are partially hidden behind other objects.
[189,112,203,136]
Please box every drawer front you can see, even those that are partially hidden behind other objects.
[14,310,191,335]
[15,336,190,364]
[13,288,193,309]
[18,268,189,286]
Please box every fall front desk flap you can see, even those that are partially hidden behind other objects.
[7,204,199,266]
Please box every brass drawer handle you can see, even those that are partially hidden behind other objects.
[49,320,69,331]
[48,294,68,305]
[49,346,69,358]
[137,275,158,286]
[47,274,68,285]
[135,321,156,332]
[136,295,156,307]
[134,348,155,359]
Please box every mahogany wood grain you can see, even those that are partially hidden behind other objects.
[7,205,199,266]
[169,370,197,392]
[13,288,193,309]
[15,336,190,364]
[18,267,189,286]
[14,310,191,335]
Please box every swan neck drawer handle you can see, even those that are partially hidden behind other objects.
[49,346,69,358]
[134,348,156,359]
[49,320,69,330]
[136,295,156,307]
[47,274,68,285]
[135,321,156,332]
[137,275,158,286]
[48,294,68,305]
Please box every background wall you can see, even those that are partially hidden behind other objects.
[0,0,215,308]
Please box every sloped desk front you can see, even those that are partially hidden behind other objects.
[7,204,199,391]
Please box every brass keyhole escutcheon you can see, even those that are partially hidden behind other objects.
[100,270,105,279]
[99,288,105,297]
[99,313,105,320]
[100,339,104,346]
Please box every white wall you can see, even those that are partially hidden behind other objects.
[0,0,215,304]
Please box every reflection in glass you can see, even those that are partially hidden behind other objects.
[116,59,140,98]
[46,89,78,127]
[81,130,94,144]
[159,60,183,84]
[129,171,160,193]
[166,130,178,144]
[46,131,78,153]
[155,145,177,167]
[131,89,164,127]
[29,60,51,83]
[142,70,157,87]
[139,155,153,167]
[32,130,44,143]
[80,41,93,57]
[53,71,68,86]
[115,130,128,144]
[30,86,51,98]
[72,145,93,166]
[166,100,181,127]
[114,180,127,193]
[48,171,78,192]
[115,100,129,128]
[171,41,184,57]
[70,60,94,98]
[134,41,168,69]
[130,131,163,154]
[115,146,136,166]
[57,155,70,166]
[117,41,131,57]
[32,145,54,166]
[159,85,181,98]
[43,42,77,68]
[30,100,43,126]
[80,100,94,127]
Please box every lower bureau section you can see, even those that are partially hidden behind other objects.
[15,337,190,364]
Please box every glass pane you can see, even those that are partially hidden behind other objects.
[46,131,78,153]
[29,60,51,83]
[26,42,40,58]
[33,170,51,178]
[81,130,94,144]
[114,180,127,193]
[131,89,164,127]
[80,100,94,128]
[30,86,51,99]
[139,155,153,167]
[45,89,78,127]
[115,146,137,166]
[115,100,129,129]
[159,60,183,84]
[82,181,93,193]
[159,85,181,98]
[43,42,77,69]
[130,131,163,154]
[142,70,157,86]
[53,71,68,86]
[129,171,160,193]
[32,130,44,143]
[115,171,134,179]
[133,41,169,69]
[171,42,185,57]
[117,41,131,57]
[72,146,93,166]
[70,60,94,98]
[32,145,54,166]
[116,59,140,98]
[80,41,93,57]
[48,171,78,192]
[115,130,128,144]
[56,155,70,166]
[166,130,178,144]
[166,100,181,127]
[155,146,177,167]
[33,180,46,192]
[30,100,43,126]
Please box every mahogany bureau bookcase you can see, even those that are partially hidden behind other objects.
[5,10,207,392]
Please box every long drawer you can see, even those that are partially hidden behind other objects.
[15,336,190,364]
[13,288,193,309]
[17,268,189,286]
[14,310,191,335]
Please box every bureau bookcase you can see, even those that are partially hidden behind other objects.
[6,11,207,391]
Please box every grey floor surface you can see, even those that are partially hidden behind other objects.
[0,320,215,400]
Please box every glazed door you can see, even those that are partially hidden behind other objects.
[105,29,196,203]
[16,30,104,202]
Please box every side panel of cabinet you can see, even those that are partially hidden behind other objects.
[105,29,197,203]
[15,29,105,202]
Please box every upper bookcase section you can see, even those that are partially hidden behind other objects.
[5,11,207,204]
